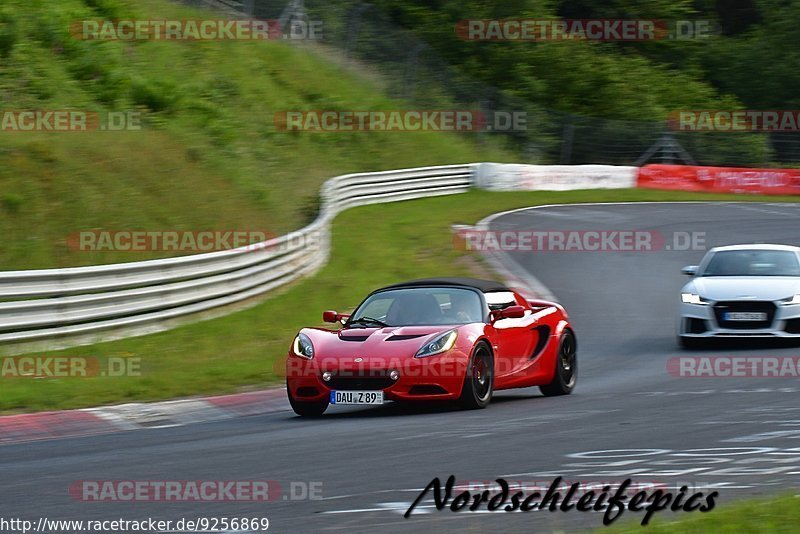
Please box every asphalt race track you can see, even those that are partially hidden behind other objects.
[3,202,800,533]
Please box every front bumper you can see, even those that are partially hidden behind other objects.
[286,352,469,403]
[679,301,800,338]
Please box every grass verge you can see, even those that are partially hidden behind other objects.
[602,493,800,533]
[1,188,800,413]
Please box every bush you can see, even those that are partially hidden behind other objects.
[131,77,180,113]
[1,194,24,214]
[0,10,18,57]
[83,0,129,20]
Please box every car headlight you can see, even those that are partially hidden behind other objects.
[782,295,800,305]
[415,329,458,358]
[681,293,709,305]
[292,333,314,359]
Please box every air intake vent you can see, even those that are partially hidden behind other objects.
[688,318,708,334]
[338,334,370,342]
[785,318,800,334]
[529,325,551,359]
[408,385,448,395]
[327,376,395,390]
[713,301,776,329]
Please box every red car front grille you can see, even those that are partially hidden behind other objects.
[327,376,395,390]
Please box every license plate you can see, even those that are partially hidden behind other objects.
[330,390,384,405]
[724,312,767,321]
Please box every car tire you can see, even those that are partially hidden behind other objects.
[287,382,329,417]
[458,342,494,409]
[540,329,577,397]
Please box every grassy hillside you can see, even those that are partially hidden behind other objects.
[0,0,510,269]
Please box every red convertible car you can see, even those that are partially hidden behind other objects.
[285,278,576,416]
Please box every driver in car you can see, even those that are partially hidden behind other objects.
[448,292,481,323]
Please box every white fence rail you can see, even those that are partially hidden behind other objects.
[475,163,637,191]
[0,164,474,346]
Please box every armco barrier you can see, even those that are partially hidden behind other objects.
[0,165,474,349]
[475,163,637,191]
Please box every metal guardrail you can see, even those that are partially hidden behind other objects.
[0,164,474,346]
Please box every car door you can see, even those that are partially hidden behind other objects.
[486,294,538,381]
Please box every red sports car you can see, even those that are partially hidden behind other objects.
[285,278,576,416]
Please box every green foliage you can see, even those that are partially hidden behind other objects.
[82,0,131,20]
[130,77,180,112]
[1,193,24,214]
[323,0,735,119]
[697,0,800,109]
[309,0,782,165]
[602,492,800,532]
[0,9,18,57]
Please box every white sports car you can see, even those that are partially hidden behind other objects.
[678,244,800,348]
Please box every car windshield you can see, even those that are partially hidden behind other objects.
[349,287,484,326]
[701,250,800,277]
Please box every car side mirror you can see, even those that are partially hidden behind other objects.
[323,310,342,323]
[491,305,526,321]
[681,265,698,276]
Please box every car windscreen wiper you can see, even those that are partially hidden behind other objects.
[348,316,389,327]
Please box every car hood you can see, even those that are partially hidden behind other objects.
[303,325,462,360]
[686,277,800,301]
